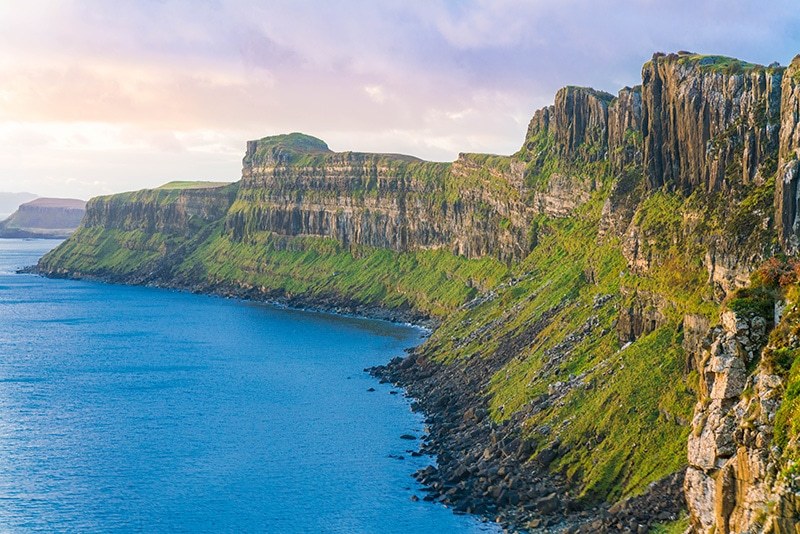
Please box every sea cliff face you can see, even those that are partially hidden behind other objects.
[39,52,800,533]
[231,135,532,261]
[641,54,782,192]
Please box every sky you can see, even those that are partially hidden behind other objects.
[1,0,800,200]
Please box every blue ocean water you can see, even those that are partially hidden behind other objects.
[0,239,497,533]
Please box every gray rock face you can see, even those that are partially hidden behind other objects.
[532,172,593,218]
[522,86,619,220]
[608,86,643,176]
[683,308,800,533]
[551,86,614,162]
[776,56,800,253]
[616,289,669,343]
[84,186,236,236]
[642,53,783,193]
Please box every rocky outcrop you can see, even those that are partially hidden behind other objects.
[685,311,767,532]
[0,197,86,238]
[521,85,616,166]
[642,52,783,193]
[520,86,616,219]
[776,56,800,253]
[608,86,643,175]
[705,246,760,296]
[684,309,791,533]
[551,86,614,162]
[532,172,594,218]
[616,289,669,343]
[599,87,645,237]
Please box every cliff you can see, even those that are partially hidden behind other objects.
[642,54,782,193]
[0,197,86,238]
[38,52,800,533]
[40,182,237,280]
[232,132,532,261]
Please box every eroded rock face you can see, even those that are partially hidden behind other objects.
[642,53,783,193]
[532,172,593,218]
[685,307,800,533]
[776,56,800,253]
[84,185,237,236]
[233,142,534,261]
[551,86,614,162]
[521,86,616,219]
[686,310,769,533]
[608,86,643,175]
[616,289,669,343]
[599,87,645,238]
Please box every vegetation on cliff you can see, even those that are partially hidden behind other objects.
[38,51,800,532]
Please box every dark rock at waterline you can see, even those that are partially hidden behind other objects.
[369,333,687,533]
[400,434,417,440]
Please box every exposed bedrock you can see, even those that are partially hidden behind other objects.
[642,53,783,193]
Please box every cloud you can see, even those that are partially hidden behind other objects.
[1,0,800,198]
[364,85,387,104]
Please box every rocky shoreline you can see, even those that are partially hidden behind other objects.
[370,346,687,533]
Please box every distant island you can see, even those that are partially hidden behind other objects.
[0,197,86,239]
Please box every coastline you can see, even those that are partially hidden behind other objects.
[34,267,685,533]
[32,267,441,330]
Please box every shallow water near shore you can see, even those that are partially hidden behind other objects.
[0,239,498,533]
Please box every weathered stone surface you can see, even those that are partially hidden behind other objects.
[683,313,712,371]
[616,289,668,343]
[704,247,758,296]
[84,185,236,236]
[599,87,645,238]
[551,86,614,162]
[532,172,593,218]
[523,85,614,164]
[776,56,800,253]
[642,52,783,193]
[608,86,643,175]
[685,305,800,533]
[522,86,615,219]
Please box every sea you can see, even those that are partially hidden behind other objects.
[0,239,498,533]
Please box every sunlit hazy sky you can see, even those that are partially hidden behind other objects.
[2,0,800,199]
